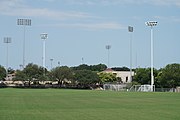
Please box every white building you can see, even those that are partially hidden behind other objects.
[103,68,134,83]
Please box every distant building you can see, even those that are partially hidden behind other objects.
[5,73,16,81]
[103,68,134,83]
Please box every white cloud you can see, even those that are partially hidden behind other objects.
[1,0,179,19]
[63,0,180,7]
[0,0,95,20]
[155,16,180,23]
[70,22,125,30]
[41,22,126,30]
[1,7,93,20]
[150,0,180,6]
[0,0,24,11]
[0,0,125,30]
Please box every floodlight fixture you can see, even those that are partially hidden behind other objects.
[106,45,111,50]
[128,26,133,32]
[40,33,48,40]
[58,61,60,67]
[145,21,157,27]
[4,37,12,43]
[17,19,31,26]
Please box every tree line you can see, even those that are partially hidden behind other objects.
[133,63,180,88]
[0,63,180,88]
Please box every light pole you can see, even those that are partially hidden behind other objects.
[82,57,84,64]
[40,33,48,75]
[105,45,111,68]
[50,58,53,70]
[128,26,133,82]
[145,21,157,90]
[17,19,31,68]
[3,37,12,80]
[19,64,23,70]
[58,61,60,67]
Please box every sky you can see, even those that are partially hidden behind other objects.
[0,0,180,70]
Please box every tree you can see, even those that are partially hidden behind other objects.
[13,70,27,81]
[23,63,44,80]
[111,67,130,71]
[74,70,100,88]
[8,67,15,74]
[72,64,107,72]
[51,66,73,87]
[98,72,117,83]
[156,63,180,88]
[90,64,107,72]
[72,64,89,71]
[13,63,45,86]
[133,68,150,84]
[0,65,6,80]
[133,68,158,85]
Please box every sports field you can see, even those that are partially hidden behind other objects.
[0,88,179,120]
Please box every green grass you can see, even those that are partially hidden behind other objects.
[0,88,180,120]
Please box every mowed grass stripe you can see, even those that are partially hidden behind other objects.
[0,88,179,120]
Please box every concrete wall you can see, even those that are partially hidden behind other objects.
[104,70,134,83]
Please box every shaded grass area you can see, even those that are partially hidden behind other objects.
[0,88,180,120]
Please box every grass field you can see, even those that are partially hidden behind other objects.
[0,88,179,120]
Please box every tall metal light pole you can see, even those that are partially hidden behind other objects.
[58,61,60,67]
[105,45,111,68]
[128,26,133,82]
[17,19,31,68]
[3,37,12,79]
[82,57,84,64]
[50,58,53,70]
[40,33,48,75]
[145,21,157,90]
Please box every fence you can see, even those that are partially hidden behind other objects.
[103,84,179,92]
[103,84,127,91]
[155,88,176,92]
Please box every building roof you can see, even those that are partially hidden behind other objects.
[104,68,115,72]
